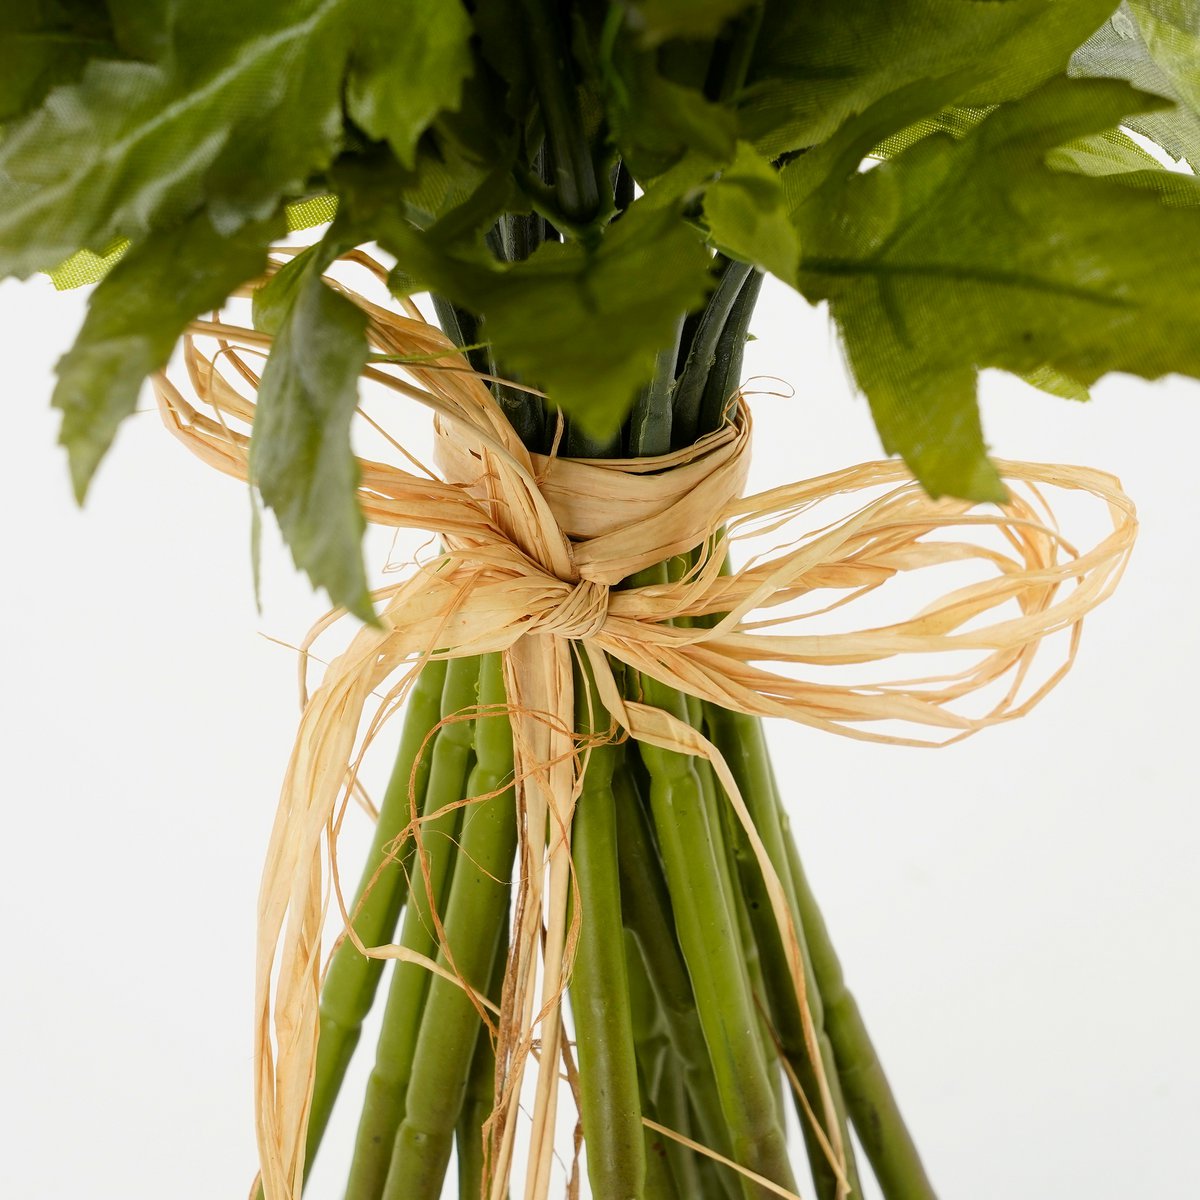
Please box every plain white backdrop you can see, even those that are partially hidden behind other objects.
[1,266,1197,1200]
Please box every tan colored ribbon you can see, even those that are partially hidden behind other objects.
[153,253,1136,1200]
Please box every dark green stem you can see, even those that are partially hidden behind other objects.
[698,270,763,436]
[628,318,684,457]
[520,0,600,226]
[672,259,756,448]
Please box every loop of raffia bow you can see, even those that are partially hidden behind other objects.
[152,253,1136,1200]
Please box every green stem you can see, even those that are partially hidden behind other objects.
[303,656,448,1174]
[628,318,684,457]
[569,660,646,1200]
[613,766,735,1196]
[672,258,756,449]
[520,0,600,226]
[697,270,762,436]
[778,803,938,1200]
[705,702,861,1200]
[627,565,796,1200]
[456,917,509,1200]
[344,655,479,1200]
[382,653,519,1200]
[626,945,682,1200]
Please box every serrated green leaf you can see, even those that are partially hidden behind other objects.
[703,141,800,283]
[249,251,373,623]
[478,201,712,435]
[623,0,755,46]
[0,1,470,280]
[742,0,1118,160]
[344,1,472,169]
[52,210,280,500]
[0,1,116,123]
[1072,2,1200,168]
[595,13,737,180]
[799,77,1200,499]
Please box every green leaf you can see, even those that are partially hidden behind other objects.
[0,0,471,280]
[800,77,1200,499]
[1072,2,1200,168]
[594,12,737,180]
[742,0,1119,159]
[52,210,280,500]
[622,0,755,46]
[344,1,473,169]
[703,141,800,283]
[0,1,115,123]
[477,201,712,436]
[249,247,374,623]
[104,0,171,59]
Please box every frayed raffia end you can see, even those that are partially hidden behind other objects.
[153,251,1135,1200]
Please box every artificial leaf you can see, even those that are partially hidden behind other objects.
[0,1,115,123]
[622,0,755,46]
[0,0,470,280]
[703,141,800,282]
[1071,2,1200,168]
[593,15,737,181]
[104,0,171,59]
[742,0,1119,159]
[252,245,328,336]
[799,77,1200,499]
[344,0,473,168]
[476,201,712,435]
[249,250,373,623]
[52,210,280,500]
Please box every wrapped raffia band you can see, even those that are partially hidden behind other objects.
[152,252,1136,1200]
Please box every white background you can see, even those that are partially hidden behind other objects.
[1,269,1197,1200]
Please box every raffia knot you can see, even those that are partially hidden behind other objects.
[151,257,1139,1200]
[531,578,610,640]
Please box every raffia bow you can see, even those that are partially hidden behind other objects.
[153,254,1136,1200]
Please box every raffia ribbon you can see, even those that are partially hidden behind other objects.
[153,255,1136,1200]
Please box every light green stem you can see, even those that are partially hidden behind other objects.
[457,901,511,1200]
[613,766,738,1200]
[706,702,861,1200]
[344,655,479,1199]
[778,802,938,1200]
[382,653,518,1200]
[303,657,448,1174]
[568,660,646,1200]
[629,569,796,1200]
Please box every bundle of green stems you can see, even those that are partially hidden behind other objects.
[291,167,939,1200]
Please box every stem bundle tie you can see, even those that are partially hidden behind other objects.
[153,253,1136,1200]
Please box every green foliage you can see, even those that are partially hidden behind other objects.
[0,1,472,278]
[249,244,374,623]
[703,142,800,283]
[477,200,714,436]
[623,0,755,46]
[1073,2,1200,167]
[53,210,281,499]
[741,0,1119,158]
[0,2,115,123]
[799,77,1200,497]
[6,0,1200,615]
